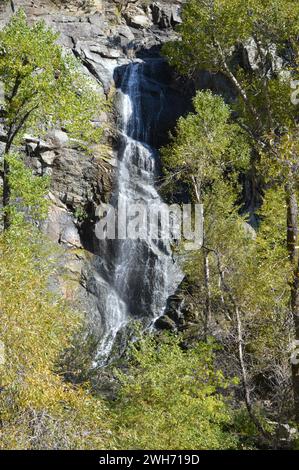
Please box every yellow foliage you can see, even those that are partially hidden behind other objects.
[0,224,110,449]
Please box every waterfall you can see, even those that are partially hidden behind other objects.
[93,59,183,365]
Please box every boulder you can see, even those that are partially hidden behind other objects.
[129,14,151,29]
[61,223,82,248]
[155,315,177,331]
[45,202,82,248]
[124,5,152,29]
[90,44,121,59]
[46,130,69,148]
[151,2,182,29]
[40,150,56,166]
[238,38,284,76]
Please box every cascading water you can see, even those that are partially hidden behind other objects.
[93,59,183,364]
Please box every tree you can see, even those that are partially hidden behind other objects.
[112,333,240,450]
[0,10,103,228]
[163,0,299,133]
[0,155,112,450]
[161,89,294,443]
[0,13,111,446]
[0,222,112,449]
[163,0,299,425]
[162,90,250,336]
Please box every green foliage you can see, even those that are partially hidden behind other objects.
[163,0,299,135]
[163,0,252,74]
[0,10,104,148]
[232,405,276,448]
[1,0,298,450]
[0,9,112,451]
[163,0,299,75]
[0,220,112,449]
[0,148,110,450]
[6,152,50,224]
[161,85,293,431]
[111,334,239,450]
[162,90,250,201]
[74,206,88,222]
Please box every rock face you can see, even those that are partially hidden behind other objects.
[88,59,184,363]
[0,0,188,355]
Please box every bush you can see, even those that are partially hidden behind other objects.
[0,156,110,449]
[111,334,239,450]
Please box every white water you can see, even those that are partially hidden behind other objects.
[94,60,183,364]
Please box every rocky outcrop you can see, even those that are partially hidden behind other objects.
[151,1,182,29]
[0,0,186,334]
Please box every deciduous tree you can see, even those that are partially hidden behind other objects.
[0,10,103,228]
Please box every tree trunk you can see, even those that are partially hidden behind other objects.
[285,180,299,422]
[203,249,212,338]
[2,139,12,230]
[212,248,270,440]
[214,39,261,130]
[191,175,211,337]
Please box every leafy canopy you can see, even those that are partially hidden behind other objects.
[0,158,111,450]
[0,9,103,148]
[112,334,239,450]
[162,90,250,199]
[163,0,299,75]
[163,0,299,135]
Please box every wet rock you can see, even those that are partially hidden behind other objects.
[164,292,185,325]
[155,315,177,331]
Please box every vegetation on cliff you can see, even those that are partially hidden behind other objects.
[0,10,103,228]
[1,0,299,451]
[162,0,299,445]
